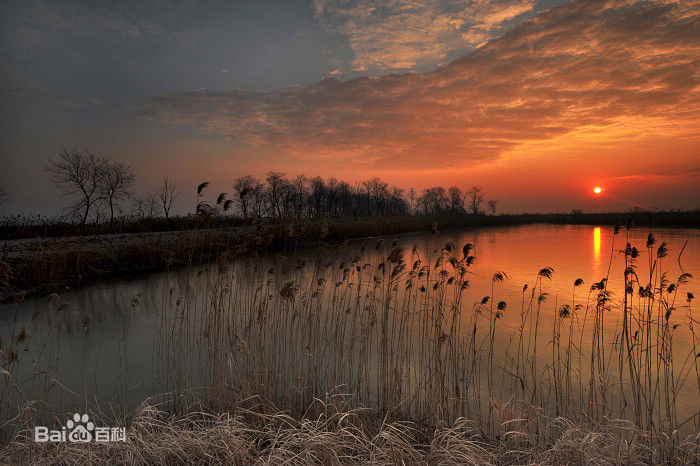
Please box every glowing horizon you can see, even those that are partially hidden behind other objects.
[1,0,698,216]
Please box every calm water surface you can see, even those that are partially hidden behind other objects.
[1,224,698,423]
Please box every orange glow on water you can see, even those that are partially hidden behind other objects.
[593,227,601,275]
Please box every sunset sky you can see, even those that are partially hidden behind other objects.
[1,0,698,215]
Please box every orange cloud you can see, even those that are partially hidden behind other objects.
[146,0,700,171]
[313,0,536,71]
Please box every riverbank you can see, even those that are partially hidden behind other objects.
[3,210,699,242]
[2,210,698,301]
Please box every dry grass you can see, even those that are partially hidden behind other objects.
[2,393,697,465]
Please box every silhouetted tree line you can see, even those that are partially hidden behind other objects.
[43,149,496,225]
[219,173,412,219]
[195,172,496,220]
[412,185,494,216]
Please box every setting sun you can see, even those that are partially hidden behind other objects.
[1,2,700,462]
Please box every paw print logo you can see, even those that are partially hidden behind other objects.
[66,413,94,443]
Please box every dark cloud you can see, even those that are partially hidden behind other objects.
[147,0,700,169]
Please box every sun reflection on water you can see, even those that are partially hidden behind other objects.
[593,227,601,275]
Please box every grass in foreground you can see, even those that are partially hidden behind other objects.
[1,393,698,465]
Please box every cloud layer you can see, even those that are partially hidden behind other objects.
[147,0,700,169]
[314,0,537,71]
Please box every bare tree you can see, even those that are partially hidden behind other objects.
[291,175,308,218]
[487,199,497,216]
[466,186,484,215]
[133,194,159,219]
[250,181,265,217]
[448,186,465,212]
[389,186,405,213]
[132,197,146,219]
[266,171,287,218]
[362,177,389,215]
[309,176,327,217]
[158,177,178,218]
[47,148,105,226]
[101,160,134,224]
[145,196,157,218]
[418,187,449,214]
